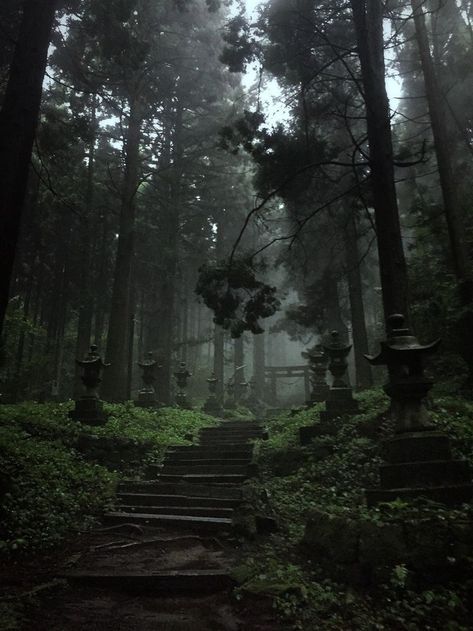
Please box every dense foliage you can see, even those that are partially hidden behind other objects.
[0,402,216,555]
[236,390,473,629]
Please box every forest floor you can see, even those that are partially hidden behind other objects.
[1,415,285,631]
[1,527,283,631]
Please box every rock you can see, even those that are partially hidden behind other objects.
[302,508,359,567]
[358,520,407,583]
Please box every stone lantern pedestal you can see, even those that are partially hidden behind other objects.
[203,373,223,417]
[300,331,359,445]
[302,344,330,407]
[174,362,192,409]
[224,380,236,410]
[320,331,359,423]
[69,345,109,426]
[136,352,161,408]
[365,314,472,506]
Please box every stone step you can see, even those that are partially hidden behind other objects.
[219,422,263,429]
[117,504,234,518]
[169,444,253,453]
[167,448,253,460]
[200,428,265,436]
[163,458,252,467]
[104,511,233,533]
[119,481,242,499]
[116,493,241,508]
[197,439,259,446]
[63,569,236,593]
[159,464,249,476]
[380,459,471,489]
[154,473,247,484]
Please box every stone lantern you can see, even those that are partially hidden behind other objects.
[69,345,109,425]
[300,331,359,445]
[174,361,192,408]
[136,351,161,408]
[203,372,223,417]
[224,379,236,409]
[320,330,359,422]
[365,314,472,506]
[236,378,249,404]
[302,344,329,406]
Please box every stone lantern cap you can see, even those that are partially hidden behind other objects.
[365,314,440,367]
[323,331,352,357]
[302,343,325,361]
[138,351,160,369]
[207,372,218,385]
[76,345,110,369]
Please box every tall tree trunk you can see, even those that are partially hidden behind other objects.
[0,0,57,337]
[102,95,142,400]
[344,212,373,388]
[411,0,473,382]
[212,219,225,399]
[252,332,265,399]
[234,335,245,402]
[74,98,97,395]
[350,0,410,324]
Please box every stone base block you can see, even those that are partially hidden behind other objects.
[383,431,452,464]
[69,397,107,426]
[202,397,224,417]
[366,483,473,507]
[299,422,338,445]
[380,459,471,489]
[135,391,161,409]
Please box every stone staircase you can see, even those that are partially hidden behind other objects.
[102,420,266,534]
[62,419,267,598]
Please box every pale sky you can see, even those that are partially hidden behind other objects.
[237,0,402,127]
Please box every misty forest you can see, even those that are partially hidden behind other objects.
[1,0,473,629]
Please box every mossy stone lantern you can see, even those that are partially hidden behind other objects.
[174,361,192,408]
[365,314,472,506]
[320,330,359,421]
[69,345,109,425]
[302,343,329,406]
[203,372,223,417]
[136,351,161,408]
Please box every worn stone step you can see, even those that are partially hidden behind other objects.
[154,473,247,484]
[163,459,252,469]
[116,493,241,508]
[104,511,233,533]
[200,428,265,435]
[167,448,253,459]
[219,422,263,429]
[159,464,250,475]
[117,504,234,518]
[119,481,243,499]
[63,569,236,593]
[170,443,253,452]
[197,439,259,446]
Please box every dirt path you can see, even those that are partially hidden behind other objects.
[6,418,285,630]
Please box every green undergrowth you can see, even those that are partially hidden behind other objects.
[236,388,473,630]
[0,402,216,556]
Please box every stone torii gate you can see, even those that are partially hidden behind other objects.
[265,365,311,404]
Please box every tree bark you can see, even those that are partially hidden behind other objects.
[344,212,373,389]
[0,0,57,338]
[350,0,410,325]
[411,0,472,294]
[74,98,97,396]
[102,95,142,400]
[252,331,265,399]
